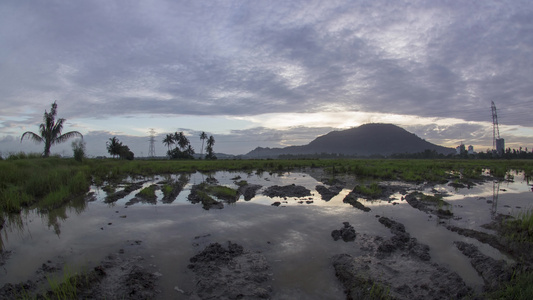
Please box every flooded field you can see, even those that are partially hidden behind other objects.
[1,169,532,299]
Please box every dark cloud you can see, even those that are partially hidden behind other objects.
[1,0,532,154]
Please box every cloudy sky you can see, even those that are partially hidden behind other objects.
[1,0,532,157]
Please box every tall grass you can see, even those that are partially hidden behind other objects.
[488,270,533,299]
[503,209,533,244]
[0,158,90,216]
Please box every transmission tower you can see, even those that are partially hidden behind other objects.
[491,101,504,155]
[148,128,156,157]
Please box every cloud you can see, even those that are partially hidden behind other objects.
[1,0,532,156]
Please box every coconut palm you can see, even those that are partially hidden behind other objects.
[106,136,122,158]
[20,101,83,157]
[175,132,189,151]
[162,134,174,152]
[199,131,207,158]
[205,135,216,160]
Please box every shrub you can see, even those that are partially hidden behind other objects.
[71,139,86,162]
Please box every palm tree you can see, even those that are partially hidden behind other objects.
[162,134,174,152]
[207,135,215,148]
[176,132,189,151]
[21,101,83,157]
[106,136,122,158]
[199,131,207,158]
[205,135,216,160]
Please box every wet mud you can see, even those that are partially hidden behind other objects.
[0,241,158,299]
[187,241,272,299]
[332,217,472,300]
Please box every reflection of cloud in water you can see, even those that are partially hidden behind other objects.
[278,229,306,255]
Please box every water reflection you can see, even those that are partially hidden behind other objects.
[491,181,500,217]
[0,193,89,251]
[0,213,25,251]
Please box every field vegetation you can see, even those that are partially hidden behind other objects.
[1,157,533,222]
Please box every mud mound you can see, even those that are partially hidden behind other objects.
[263,184,311,198]
[316,184,343,201]
[237,183,262,201]
[188,241,272,299]
[331,222,357,242]
[342,192,371,212]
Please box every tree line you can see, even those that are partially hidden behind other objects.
[18,102,217,160]
[163,131,216,160]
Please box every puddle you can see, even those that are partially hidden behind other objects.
[1,170,532,298]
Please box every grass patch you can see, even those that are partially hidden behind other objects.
[488,270,533,299]
[161,184,173,198]
[503,209,533,244]
[136,185,157,201]
[354,182,382,199]
[206,185,238,201]
[44,266,82,300]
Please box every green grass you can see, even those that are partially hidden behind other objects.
[488,270,533,299]
[161,184,173,198]
[503,209,533,244]
[354,182,382,198]
[136,184,157,201]
[206,185,238,201]
[43,266,82,300]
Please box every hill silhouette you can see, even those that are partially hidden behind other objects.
[245,123,455,158]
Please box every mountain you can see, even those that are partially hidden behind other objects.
[245,123,456,158]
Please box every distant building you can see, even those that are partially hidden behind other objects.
[468,145,474,155]
[456,143,466,155]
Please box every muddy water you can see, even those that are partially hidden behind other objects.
[1,170,532,299]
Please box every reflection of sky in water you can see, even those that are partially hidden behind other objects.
[1,170,532,298]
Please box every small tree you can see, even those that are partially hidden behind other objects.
[118,144,134,160]
[71,139,86,162]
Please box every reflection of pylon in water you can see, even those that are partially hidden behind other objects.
[491,180,500,216]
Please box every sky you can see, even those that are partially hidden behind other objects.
[1,0,532,157]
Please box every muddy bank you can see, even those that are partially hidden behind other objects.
[449,213,533,264]
[104,181,146,203]
[187,241,272,299]
[187,183,225,210]
[161,174,189,204]
[332,217,472,299]
[455,241,513,292]
[405,191,454,219]
[342,192,371,212]
[0,242,158,299]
